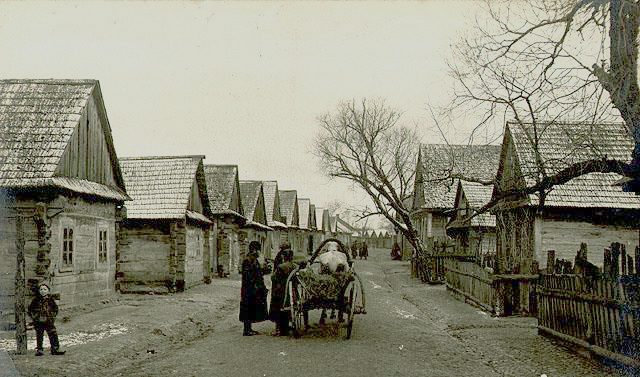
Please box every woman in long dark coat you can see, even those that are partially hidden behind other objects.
[240,241,270,336]
[269,244,297,336]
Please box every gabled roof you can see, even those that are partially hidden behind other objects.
[120,155,210,221]
[450,180,495,228]
[414,144,501,211]
[315,207,325,231]
[261,180,286,228]
[203,164,244,217]
[297,198,311,229]
[497,121,640,208]
[309,204,317,229]
[0,79,128,201]
[239,180,262,221]
[279,190,298,227]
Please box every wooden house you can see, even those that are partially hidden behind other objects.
[493,121,640,274]
[411,144,501,248]
[490,121,640,316]
[447,180,496,257]
[118,156,212,292]
[297,198,314,255]
[0,79,130,327]
[261,181,287,258]
[279,190,300,251]
[203,165,246,275]
[239,180,272,257]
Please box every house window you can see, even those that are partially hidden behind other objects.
[62,226,74,267]
[98,228,108,264]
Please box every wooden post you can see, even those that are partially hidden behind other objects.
[15,215,27,355]
[627,255,634,276]
[636,246,640,276]
[611,242,621,280]
[621,244,627,275]
[547,250,555,275]
[604,248,612,279]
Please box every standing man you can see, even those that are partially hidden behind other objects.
[239,241,270,336]
[270,244,297,336]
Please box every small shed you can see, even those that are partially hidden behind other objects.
[203,165,246,275]
[118,155,213,293]
[447,180,496,257]
[0,79,130,326]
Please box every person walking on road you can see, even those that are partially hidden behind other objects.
[240,241,271,336]
[269,243,297,336]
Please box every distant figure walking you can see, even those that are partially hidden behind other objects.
[270,244,297,336]
[29,283,65,356]
[239,241,271,336]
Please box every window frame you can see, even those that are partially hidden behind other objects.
[97,226,109,267]
[59,219,75,272]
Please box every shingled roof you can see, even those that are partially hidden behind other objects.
[239,180,262,221]
[120,155,210,222]
[279,190,298,227]
[0,79,128,201]
[203,165,244,217]
[449,180,495,228]
[297,198,311,229]
[261,180,286,228]
[413,144,501,211]
[499,121,640,208]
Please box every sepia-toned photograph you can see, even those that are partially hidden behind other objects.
[0,1,639,376]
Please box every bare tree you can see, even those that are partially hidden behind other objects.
[313,99,424,255]
[445,0,639,198]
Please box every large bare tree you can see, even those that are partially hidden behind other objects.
[446,0,640,197]
[313,99,424,255]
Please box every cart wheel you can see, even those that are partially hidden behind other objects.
[342,280,358,340]
[288,280,305,337]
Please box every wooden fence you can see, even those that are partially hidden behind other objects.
[444,258,495,313]
[411,238,457,283]
[537,243,640,368]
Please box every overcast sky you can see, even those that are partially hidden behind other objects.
[0,0,484,215]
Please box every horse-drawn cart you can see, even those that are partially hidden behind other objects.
[283,238,366,339]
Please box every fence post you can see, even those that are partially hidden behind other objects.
[611,242,621,280]
[547,250,555,275]
[604,248,612,279]
[621,244,627,275]
[636,246,640,276]
[628,255,634,276]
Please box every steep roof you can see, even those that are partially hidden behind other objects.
[414,144,501,211]
[239,180,262,221]
[309,204,317,229]
[0,79,128,201]
[499,121,640,208]
[262,180,286,228]
[279,190,298,227]
[455,180,495,227]
[297,198,311,229]
[315,207,325,231]
[203,164,244,216]
[120,155,210,222]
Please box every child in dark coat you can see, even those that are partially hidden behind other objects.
[29,283,65,356]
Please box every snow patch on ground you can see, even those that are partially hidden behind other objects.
[393,307,416,320]
[0,323,129,351]
[368,280,382,289]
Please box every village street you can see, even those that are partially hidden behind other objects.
[3,247,633,377]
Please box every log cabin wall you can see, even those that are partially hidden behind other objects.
[184,222,205,289]
[117,220,172,292]
[0,195,119,311]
